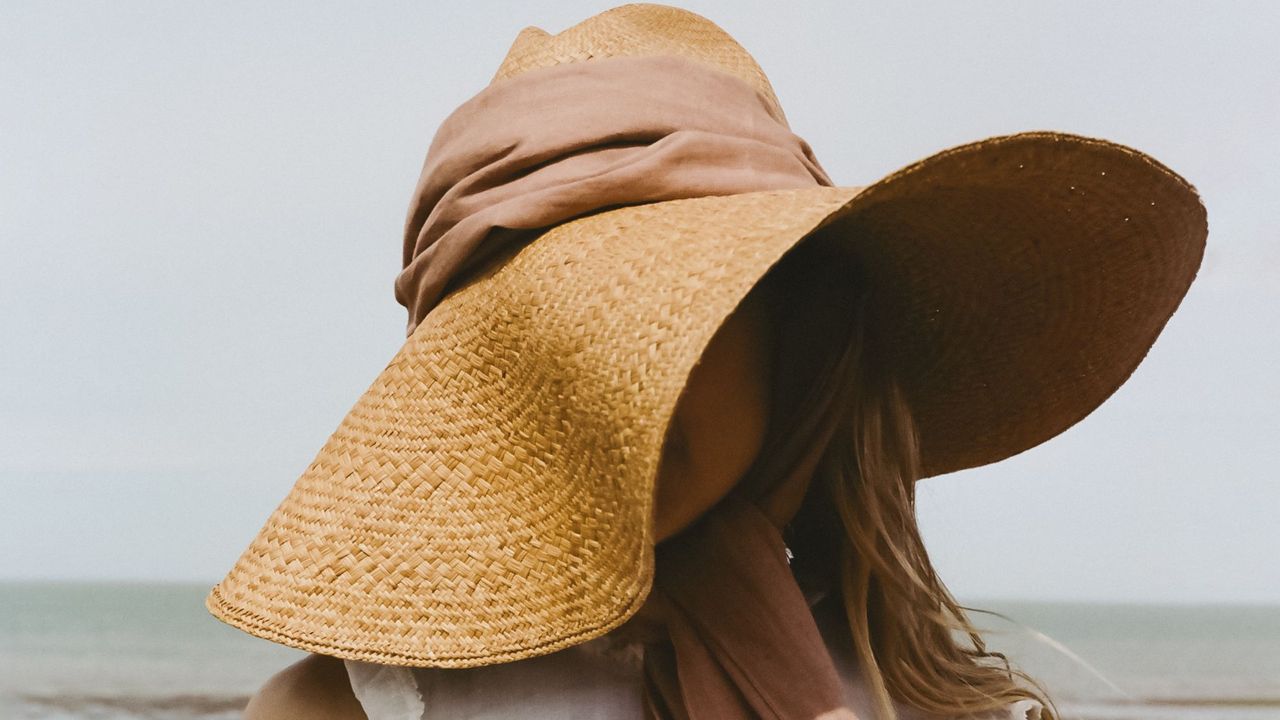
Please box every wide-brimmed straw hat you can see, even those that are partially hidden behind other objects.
[206,3,1207,668]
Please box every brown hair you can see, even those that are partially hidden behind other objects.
[747,235,1057,720]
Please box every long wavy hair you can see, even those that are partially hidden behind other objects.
[741,234,1057,720]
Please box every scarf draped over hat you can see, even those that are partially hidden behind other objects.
[396,53,832,336]
[396,53,854,720]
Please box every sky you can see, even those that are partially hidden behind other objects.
[1,0,1276,605]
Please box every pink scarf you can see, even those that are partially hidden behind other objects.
[395,53,832,336]
[396,53,853,719]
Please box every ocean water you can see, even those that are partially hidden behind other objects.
[1,582,1277,720]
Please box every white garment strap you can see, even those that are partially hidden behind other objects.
[1010,698,1044,720]
[345,659,425,720]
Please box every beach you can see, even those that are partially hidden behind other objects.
[2,581,1277,719]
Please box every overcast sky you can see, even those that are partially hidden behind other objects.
[2,0,1276,604]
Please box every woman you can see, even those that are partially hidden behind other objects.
[209,4,1206,719]
[244,246,1049,719]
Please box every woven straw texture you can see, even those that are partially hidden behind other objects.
[206,3,1207,668]
[207,188,861,666]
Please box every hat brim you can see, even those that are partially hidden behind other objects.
[206,130,1206,667]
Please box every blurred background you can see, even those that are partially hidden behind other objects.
[2,1,1276,718]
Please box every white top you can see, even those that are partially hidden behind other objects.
[345,596,1043,720]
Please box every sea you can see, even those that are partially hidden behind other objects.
[1,581,1277,720]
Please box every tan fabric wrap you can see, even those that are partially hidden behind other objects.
[396,53,832,335]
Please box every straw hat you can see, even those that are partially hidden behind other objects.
[205,3,1207,668]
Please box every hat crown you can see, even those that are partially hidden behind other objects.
[491,3,787,125]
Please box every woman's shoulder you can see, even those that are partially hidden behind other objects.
[244,653,369,720]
